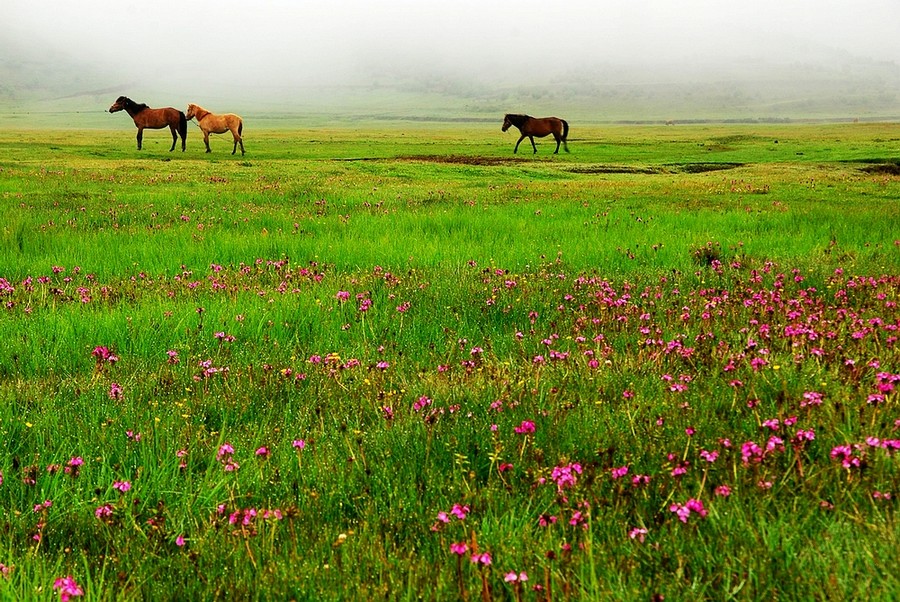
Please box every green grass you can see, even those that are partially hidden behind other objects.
[0,123,899,600]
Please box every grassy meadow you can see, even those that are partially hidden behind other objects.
[0,120,899,600]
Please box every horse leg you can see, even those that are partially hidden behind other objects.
[169,125,177,152]
[136,128,143,151]
[514,135,525,154]
[553,135,561,154]
[231,128,242,155]
[530,137,538,154]
[204,131,211,153]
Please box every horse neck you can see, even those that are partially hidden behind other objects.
[124,100,147,118]
[192,106,210,121]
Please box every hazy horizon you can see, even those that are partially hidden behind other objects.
[4,1,900,121]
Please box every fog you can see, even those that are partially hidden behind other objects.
[4,0,900,118]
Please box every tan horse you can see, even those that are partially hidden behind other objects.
[185,103,244,155]
[502,114,569,154]
[109,96,187,151]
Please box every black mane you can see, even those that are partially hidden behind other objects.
[504,114,532,126]
[117,96,149,113]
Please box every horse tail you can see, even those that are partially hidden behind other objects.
[561,119,570,152]
[179,111,188,141]
[238,120,243,137]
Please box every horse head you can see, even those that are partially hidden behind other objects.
[501,114,513,132]
[185,104,197,120]
[108,96,130,113]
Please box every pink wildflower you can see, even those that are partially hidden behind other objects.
[514,420,536,434]
[53,576,84,601]
[550,463,582,491]
[801,391,823,408]
[830,445,861,469]
[670,498,708,523]
[629,527,648,542]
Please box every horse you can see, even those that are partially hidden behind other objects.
[185,103,244,155]
[501,114,569,154]
[108,96,187,151]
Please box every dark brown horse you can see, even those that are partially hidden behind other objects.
[108,96,187,151]
[502,114,569,154]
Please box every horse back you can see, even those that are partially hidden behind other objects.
[138,106,183,129]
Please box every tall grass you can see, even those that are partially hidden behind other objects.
[0,124,898,600]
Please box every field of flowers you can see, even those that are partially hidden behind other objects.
[0,124,898,600]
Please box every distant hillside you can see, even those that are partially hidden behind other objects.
[2,37,899,125]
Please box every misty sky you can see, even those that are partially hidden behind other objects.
[5,0,900,90]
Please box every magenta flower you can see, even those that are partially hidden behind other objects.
[801,391,824,408]
[175,535,186,547]
[255,447,270,458]
[450,504,470,520]
[830,445,861,469]
[700,449,719,463]
[670,498,708,523]
[632,474,651,487]
[53,575,84,601]
[112,480,131,493]
[505,571,528,582]
[611,465,629,480]
[450,542,469,555]
[108,382,123,400]
[470,552,492,566]
[91,346,118,365]
[514,420,536,435]
[217,443,234,460]
[292,439,306,450]
[629,527,648,542]
[65,457,83,477]
[550,463,583,491]
[762,419,780,431]
[741,441,763,465]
